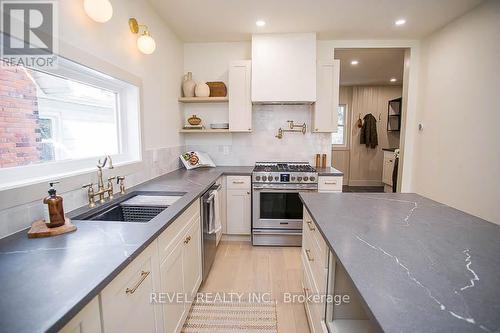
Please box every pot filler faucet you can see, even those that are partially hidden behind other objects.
[82,156,126,207]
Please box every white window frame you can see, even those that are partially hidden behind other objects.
[332,104,349,149]
[0,57,142,191]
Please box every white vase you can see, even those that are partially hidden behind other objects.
[182,72,196,97]
[195,82,210,97]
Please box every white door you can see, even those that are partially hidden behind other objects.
[226,189,251,235]
[313,60,340,133]
[160,240,185,333]
[229,60,252,132]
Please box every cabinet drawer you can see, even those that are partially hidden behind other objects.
[226,176,251,190]
[158,199,199,261]
[302,229,328,294]
[318,176,343,192]
[59,297,102,333]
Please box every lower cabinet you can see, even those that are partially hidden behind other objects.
[59,297,102,333]
[73,199,203,333]
[226,176,251,235]
[158,200,202,333]
[100,241,161,333]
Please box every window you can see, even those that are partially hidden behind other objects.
[0,57,141,190]
[332,105,348,147]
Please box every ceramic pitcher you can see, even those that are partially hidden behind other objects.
[182,72,196,97]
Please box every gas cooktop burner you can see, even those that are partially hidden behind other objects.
[253,162,316,173]
[252,162,318,184]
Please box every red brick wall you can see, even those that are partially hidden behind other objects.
[0,65,42,168]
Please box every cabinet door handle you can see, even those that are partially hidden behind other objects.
[306,220,315,231]
[303,287,309,298]
[184,235,192,244]
[232,181,245,184]
[305,249,314,262]
[324,181,337,185]
[125,271,150,295]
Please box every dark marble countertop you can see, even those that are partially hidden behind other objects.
[299,192,500,333]
[315,166,344,176]
[0,166,252,333]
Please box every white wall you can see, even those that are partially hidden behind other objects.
[0,0,185,238]
[59,0,184,150]
[412,0,500,224]
[182,42,332,166]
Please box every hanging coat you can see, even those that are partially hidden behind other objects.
[360,113,378,148]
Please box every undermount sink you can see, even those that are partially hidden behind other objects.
[75,191,185,223]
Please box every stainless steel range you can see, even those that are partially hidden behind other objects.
[252,162,318,246]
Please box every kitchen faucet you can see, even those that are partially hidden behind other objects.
[82,156,126,207]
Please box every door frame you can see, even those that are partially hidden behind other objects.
[319,40,420,192]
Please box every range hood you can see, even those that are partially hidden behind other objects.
[251,33,316,104]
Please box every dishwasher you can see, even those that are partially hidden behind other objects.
[201,183,222,281]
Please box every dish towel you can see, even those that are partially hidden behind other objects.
[213,190,222,246]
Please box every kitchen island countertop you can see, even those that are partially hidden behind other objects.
[299,192,500,333]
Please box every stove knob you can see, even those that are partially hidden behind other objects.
[274,176,279,181]
[255,176,261,181]
[297,176,302,182]
[310,176,315,181]
[304,176,309,181]
[262,176,267,181]
[291,176,296,181]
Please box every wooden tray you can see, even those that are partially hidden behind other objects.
[28,218,77,239]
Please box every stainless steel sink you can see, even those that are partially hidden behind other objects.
[75,191,185,223]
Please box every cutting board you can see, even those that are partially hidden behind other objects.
[28,218,77,238]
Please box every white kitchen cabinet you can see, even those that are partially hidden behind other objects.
[382,150,395,191]
[229,60,252,132]
[313,60,340,133]
[251,33,316,103]
[157,200,202,333]
[59,297,102,333]
[100,241,162,333]
[318,176,343,193]
[226,176,251,235]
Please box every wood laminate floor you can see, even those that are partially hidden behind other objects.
[200,241,311,333]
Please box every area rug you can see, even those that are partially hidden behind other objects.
[182,299,278,333]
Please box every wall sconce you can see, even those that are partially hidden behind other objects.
[83,0,113,23]
[129,18,156,55]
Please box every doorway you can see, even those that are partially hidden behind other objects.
[331,48,407,193]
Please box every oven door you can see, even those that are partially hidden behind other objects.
[252,184,317,230]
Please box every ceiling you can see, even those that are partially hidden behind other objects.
[335,48,405,86]
[148,0,483,42]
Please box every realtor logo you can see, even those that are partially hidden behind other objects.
[1,0,58,68]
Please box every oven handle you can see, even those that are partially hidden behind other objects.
[252,230,303,236]
[252,186,317,192]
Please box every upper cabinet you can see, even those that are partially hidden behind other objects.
[313,60,340,133]
[251,33,317,103]
[229,60,252,132]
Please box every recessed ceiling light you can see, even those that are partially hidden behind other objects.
[395,19,406,26]
[390,78,397,82]
[256,20,266,27]
[350,60,359,65]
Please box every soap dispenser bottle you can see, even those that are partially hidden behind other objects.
[43,181,66,228]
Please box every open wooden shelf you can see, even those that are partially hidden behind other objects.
[178,97,228,103]
[179,128,230,133]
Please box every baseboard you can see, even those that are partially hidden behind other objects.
[348,180,384,187]
[221,234,251,242]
